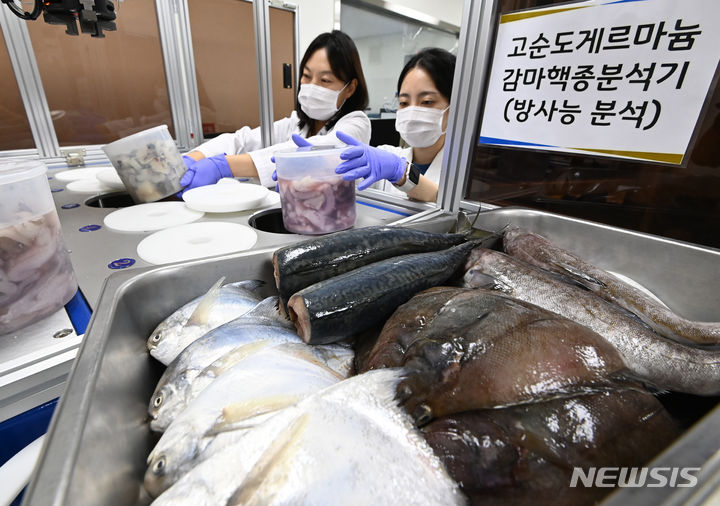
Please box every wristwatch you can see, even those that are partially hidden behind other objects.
[394,160,420,192]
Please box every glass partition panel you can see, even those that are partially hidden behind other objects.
[466,0,720,249]
[269,7,295,121]
[26,2,173,145]
[341,2,458,116]
[189,0,258,137]
[0,26,34,150]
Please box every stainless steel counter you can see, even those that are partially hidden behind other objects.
[22,207,720,505]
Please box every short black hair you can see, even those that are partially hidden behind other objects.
[296,30,369,132]
[397,48,456,102]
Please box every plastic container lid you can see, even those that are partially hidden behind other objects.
[102,124,171,149]
[103,202,204,232]
[273,145,345,180]
[0,160,47,185]
[182,179,270,213]
[136,221,258,265]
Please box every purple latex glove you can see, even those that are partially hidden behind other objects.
[271,134,313,182]
[182,155,196,170]
[335,131,406,190]
[179,153,232,194]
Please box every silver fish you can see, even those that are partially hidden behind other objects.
[149,339,354,432]
[145,344,344,497]
[503,227,720,344]
[148,297,300,432]
[464,248,720,396]
[147,277,264,365]
[150,369,465,506]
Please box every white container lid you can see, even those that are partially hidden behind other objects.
[182,179,270,213]
[0,160,47,185]
[102,124,170,150]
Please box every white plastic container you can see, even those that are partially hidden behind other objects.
[273,145,356,235]
[101,125,186,203]
[0,161,78,335]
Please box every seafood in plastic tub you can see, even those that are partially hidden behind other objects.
[101,125,186,203]
[0,160,78,335]
[274,145,356,235]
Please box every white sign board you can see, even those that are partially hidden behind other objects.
[478,0,720,164]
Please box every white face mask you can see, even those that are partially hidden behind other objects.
[298,83,348,121]
[395,105,449,148]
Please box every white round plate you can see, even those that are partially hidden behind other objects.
[66,179,115,193]
[103,202,204,232]
[258,190,281,208]
[95,167,125,190]
[182,179,270,213]
[54,167,108,182]
[137,222,258,265]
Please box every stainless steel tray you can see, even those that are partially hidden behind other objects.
[23,208,720,505]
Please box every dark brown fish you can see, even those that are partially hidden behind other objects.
[364,287,634,425]
[287,242,480,345]
[272,226,470,314]
[422,389,680,506]
[503,227,720,344]
[464,248,720,396]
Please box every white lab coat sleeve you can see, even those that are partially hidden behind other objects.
[312,111,372,145]
[193,115,297,159]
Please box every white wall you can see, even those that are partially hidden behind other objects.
[378,0,463,29]
[293,0,465,55]
[294,0,336,55]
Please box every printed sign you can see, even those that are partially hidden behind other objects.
[478,0,720,164]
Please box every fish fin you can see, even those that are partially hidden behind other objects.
[242,296,294,328]
[208,395,304,435]
[186,276,226,327]
[553,261,607,289]
[226,279,265,292]
[226,413,310,506]
[455,212,508,249]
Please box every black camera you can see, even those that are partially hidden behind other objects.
[1,0,116,37]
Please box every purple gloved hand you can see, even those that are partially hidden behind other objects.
[335,131,406,190]
[179,153,232,194]
[182,155,196,170]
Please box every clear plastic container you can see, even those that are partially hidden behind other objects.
[101,125,186,203]
[274,145,356,235]
[0,161,78,335]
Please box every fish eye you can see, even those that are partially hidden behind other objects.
[153,393,164,408]
[152,332,162,343]
[413,404,434,427]
[153,456,166,475]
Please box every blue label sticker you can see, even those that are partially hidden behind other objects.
[51,188,63,193]
[108,258,135,269]
[79,224,101,232]
[61,203,80,209]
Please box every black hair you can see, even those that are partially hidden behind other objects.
[296,30,369,133]
[396,48,456,102]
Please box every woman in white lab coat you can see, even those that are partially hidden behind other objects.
[180,30,370,191]
[334,48,456,203]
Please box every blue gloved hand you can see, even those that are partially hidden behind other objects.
[271,134,313,182]
[335,131,406,190]
[179,153,232,194]
[182,155,196,170]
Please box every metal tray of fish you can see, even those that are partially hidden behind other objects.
[23,207,720,505]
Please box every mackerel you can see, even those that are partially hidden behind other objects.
[287,241,479,344]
